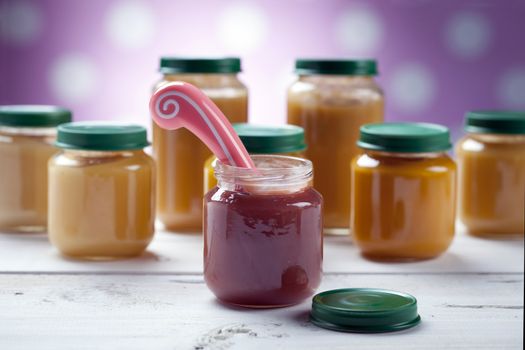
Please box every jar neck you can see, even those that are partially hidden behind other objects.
[364,149,448,159]
[214,155,313,194]
[0,125,57,137]
[298,74,376,83]
[63,149,143,158]
[467,133,525,143]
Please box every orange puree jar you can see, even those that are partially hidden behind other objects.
[287,59,384,234]
[153,58,248,232]
[0,105,71,233]
[48,123,155,260]
[456,111,525,238]
[351,123,456,261]
[203,123,306,193]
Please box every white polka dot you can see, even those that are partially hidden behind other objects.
[0,1,42,45]
[49,53,99,103]
[445,12,491,59]
[105,0,155,49]
[335,7,383,54]
[217,3,269,53]
[497,67,525,109]
[389,64,436,113]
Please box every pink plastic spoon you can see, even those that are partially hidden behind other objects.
[149,82,255,169]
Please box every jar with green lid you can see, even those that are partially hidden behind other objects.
[48,122,155,259]
[153,57,248,232]
[0,105,72,233]
[204,123,307,193]
[456,111,525,238]
[351,123,456,261]
[287,59,384,235]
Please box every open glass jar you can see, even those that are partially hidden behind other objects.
[287,59,384,234]
[48,123,155,259]
[456,111,525,238]
[204,155,323,308]
[0,105,71,233]
[153,57,248,232]
[351,123,456,261]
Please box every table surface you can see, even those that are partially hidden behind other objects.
[0,226,523,350]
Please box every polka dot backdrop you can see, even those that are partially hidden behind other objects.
[1,0,524,140]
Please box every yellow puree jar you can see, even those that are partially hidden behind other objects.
[153,57,248,232]
[204,123,306,193]
[456,111,525,238]
[351,123,456,261]
[287,59,384,234]
[0,105,71,233]
[48,123,155,260]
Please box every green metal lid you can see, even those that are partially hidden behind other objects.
[56,122,149,151]
[0,105,72,127]
[357,122,452,153]
[311,288,421,333]
[160,57,242,74]
[233,123,306,154]
[465,110,525,134]
[295,59,377,76]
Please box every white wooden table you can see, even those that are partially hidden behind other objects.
[0,226,523,350]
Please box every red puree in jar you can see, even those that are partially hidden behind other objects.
[204,155,323,308]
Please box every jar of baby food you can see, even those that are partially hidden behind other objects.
[204,155,323,308]
[456,111,525,238]
[203,123,306,193]
[351,123,456,261]
[0,105,71,233]
[48,123,155,259]
[153,57,248,232]
[287,59,384,234]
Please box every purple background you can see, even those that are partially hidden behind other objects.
[1,0,525,141]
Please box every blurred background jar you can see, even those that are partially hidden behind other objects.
[153,57,248,232]
[204,123,306,193]
[287,59,384,235]
[0,105,71,233]
[456,111,525,238]
[351,123,456,261]
[48,123,155,260]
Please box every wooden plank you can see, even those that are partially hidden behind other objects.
[0,227,523,274]
[0,273,522,349]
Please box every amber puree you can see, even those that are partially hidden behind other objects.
[456,134,525,237]
[48,150,155,259]
[351,151,456,260]
[153,74,248,232]
[0,128,57,232]
[288,76,383,231]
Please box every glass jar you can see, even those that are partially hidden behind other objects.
[0,105,71,233]
[456,111,525,238]
[203,123,306,193]
[48,123,155,259]
[153,57,248,232]
[204,155,323,308]
[351,123,456,261]
[287,59,384,234]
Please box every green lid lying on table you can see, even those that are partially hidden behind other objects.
[233,123,306,154]
[310,288,421,333]
[0,105,72,127]
[56,122,149,151]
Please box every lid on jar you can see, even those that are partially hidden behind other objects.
[357,122,452,153]
[56,122,149,151]
[465,110,525,134]
[295,59,377,76]
[310,288,421,333]
[160,57,242,74]
[233,123,306,154]
[0,105,72,127]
